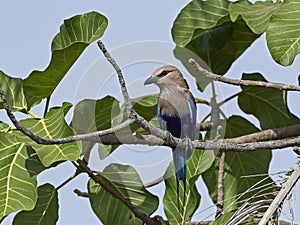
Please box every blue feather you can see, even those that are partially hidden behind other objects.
[157,95,196,204]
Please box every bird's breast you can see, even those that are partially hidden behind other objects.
[158,93,189,117]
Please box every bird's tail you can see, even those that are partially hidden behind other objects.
[172,147,187,210]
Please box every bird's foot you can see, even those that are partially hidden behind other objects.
[165,130,174,146]
[182,137,194,157]
[182,137,193,150]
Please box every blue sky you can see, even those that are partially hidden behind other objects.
[1,0,300,224]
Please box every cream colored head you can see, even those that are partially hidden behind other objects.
[144,65,187,89]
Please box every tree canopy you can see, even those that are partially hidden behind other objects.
[0,1,300,225]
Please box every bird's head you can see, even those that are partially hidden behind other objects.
[144,65,187,88]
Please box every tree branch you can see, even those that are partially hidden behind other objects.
[76,159,160,225]
[2,82,300,152]
[188,58,300,91]
[97,40,133,116]
[217,151,225,216]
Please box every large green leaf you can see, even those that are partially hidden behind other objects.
[0,71,27,111]
[172,0,260,90]
[172,0,230,47]
[89,164,159,225]
[71,96,120,158]
[163,150,215,225]
[202,116,274,213]
[238,73,300,129]
[14,104,81,167]
[23,11,108,108]
[186,18,259,75]
[229,0,300,66]
[13,184,58,225]
[266,0,300,66]
[230,0,281,34]
[0,133,37,220]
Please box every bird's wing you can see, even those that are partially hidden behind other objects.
[187,95,197,140]
[156,106,167,130]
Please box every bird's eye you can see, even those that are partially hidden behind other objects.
[158,70,170,77]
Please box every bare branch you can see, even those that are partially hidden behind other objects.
[74,189,88,198]
[97,40,133,116]
[2,81,300,151]
[188,58,300,91]
[217,151,225,216]
[224,124,300,143]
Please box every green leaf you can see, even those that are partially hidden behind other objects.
[238,73,300,129]
[172,1,260,90]
[0,133,37,220]
[71,96,120,157]
[23,11,108,108]
[25,146,47,177]
[89,164,159,225]
[229,0,299,66]
[172,0,230,47]
[230,0,281,34]
[98,144,119,160]
[186,19,259,76]
[72,96,120,132]
[13,184,58,225]
[202,116,274,213]
[266,0,300,66]
[132,94,158,121]
[163,150,215,225]
[14,106,81,167]
[130,94,158,134]
[0,71,27,111]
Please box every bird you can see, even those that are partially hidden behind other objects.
[144,65,197,207]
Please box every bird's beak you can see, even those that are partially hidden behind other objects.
[144,76,159,85]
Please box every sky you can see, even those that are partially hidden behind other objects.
[1,0,300,224]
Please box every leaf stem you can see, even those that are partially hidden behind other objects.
[44,96,51,117]
[56,173,78,191]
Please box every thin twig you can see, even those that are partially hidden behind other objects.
[97,40,133,116]
[217,151,225,216]
[213,124,225,216]
[258,163,300,225]
[74,189,89,198]
[188,58,300,91]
